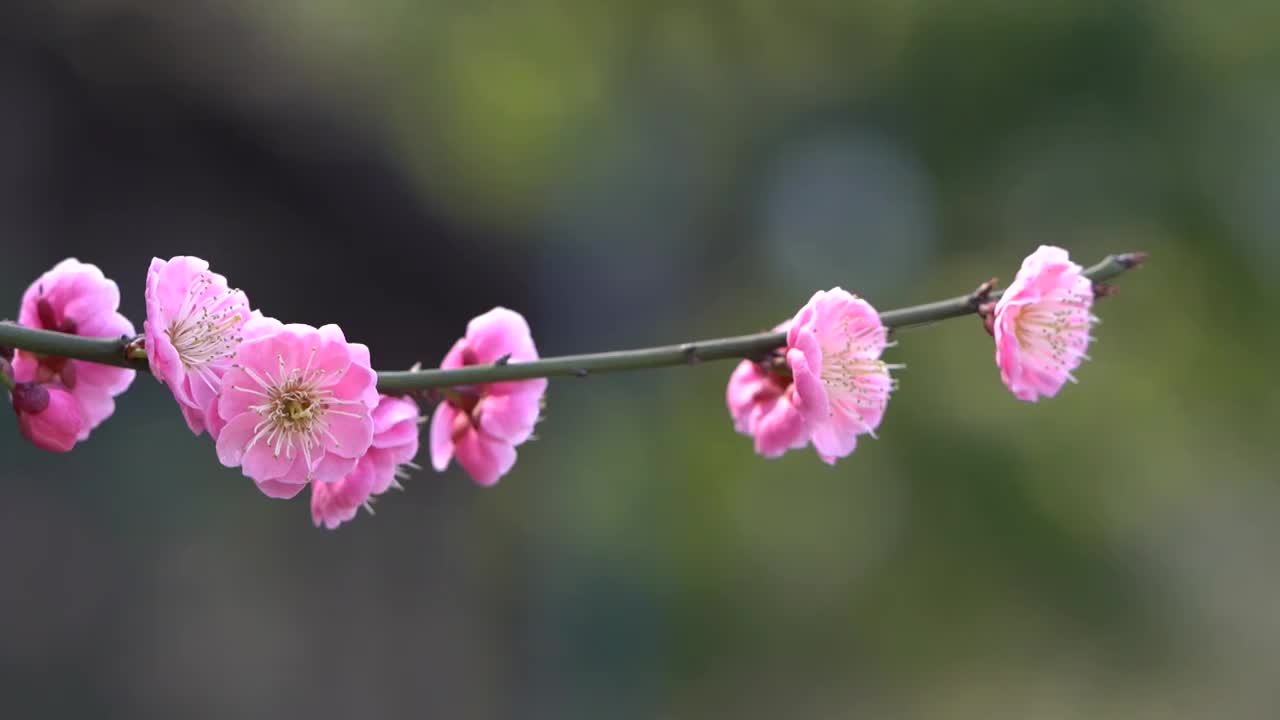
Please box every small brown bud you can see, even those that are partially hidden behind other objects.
[970,277,998,306]
[977,301,997,337]
[1093,282,1119,299]
[1116,251,1149,269]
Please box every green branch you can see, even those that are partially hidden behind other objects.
[0,252,1145,394]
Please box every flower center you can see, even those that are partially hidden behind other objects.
[281,393,316,427]
[446,348,487,436]
[446,390,481,415]
[165,272,246,378]
[446,389,484,443]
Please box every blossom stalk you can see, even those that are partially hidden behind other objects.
[0,253,1145,392]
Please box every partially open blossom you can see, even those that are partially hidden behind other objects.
[311,394,422,529]
[145,256,250,436]
[11,383,83,453]
[726,323,809,459]
[993,245,1096,402]
[12,259,136,441]
[216,324,378,499]
[786,288,898,464]
[430,308,546,486]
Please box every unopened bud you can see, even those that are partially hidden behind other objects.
[977,301,997,337]
[970,278,998,306]
[11,382,82,453]
[1116,251,1149,269]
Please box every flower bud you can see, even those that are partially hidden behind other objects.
[0,356,12,389]
[11,383,82,453]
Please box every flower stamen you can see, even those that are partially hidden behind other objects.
[164,272,247,374]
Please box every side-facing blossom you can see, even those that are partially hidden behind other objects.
[725,292,898,464]
[430,307,546,486]
[145,256,250,435]
[786,289,897,463]
[726,323,809,458]
[311,394,422,529]
[10,382,82,453]
[215,323,378,499]
[12,259,136,441]
[992,245,1096,402]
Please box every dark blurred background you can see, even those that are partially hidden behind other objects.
[1,1,1276,718]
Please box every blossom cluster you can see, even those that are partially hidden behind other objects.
[4,258,545,529]
[4,246,1100,527]
[724,245,1097,462]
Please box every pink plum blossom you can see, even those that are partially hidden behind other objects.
[993,245,1096,402]
[725,323,809,458]
[430,307,546,486]
[786,288,898,464]
[311,394,422,529]
[12,259,136,441]
[11,383,83,453]
[215,323,378,499]
[145,256,250,436]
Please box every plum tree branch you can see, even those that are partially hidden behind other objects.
[0,252,1145,393]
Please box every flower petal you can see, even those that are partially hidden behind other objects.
[455,429,517,487]
[752,394,809,458]
[242,430,298,482]
[216,413,261,468]
[477,385,543,444]
[465,307,538,363]
[255,478,308,500]
[787,346,829,425]
[311,452,359,484]
[430,402,457,472]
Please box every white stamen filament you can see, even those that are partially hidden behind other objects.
[165,272,247,373]
[819,317,897,431]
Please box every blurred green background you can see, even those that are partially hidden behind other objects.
[1,1,1277,718]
